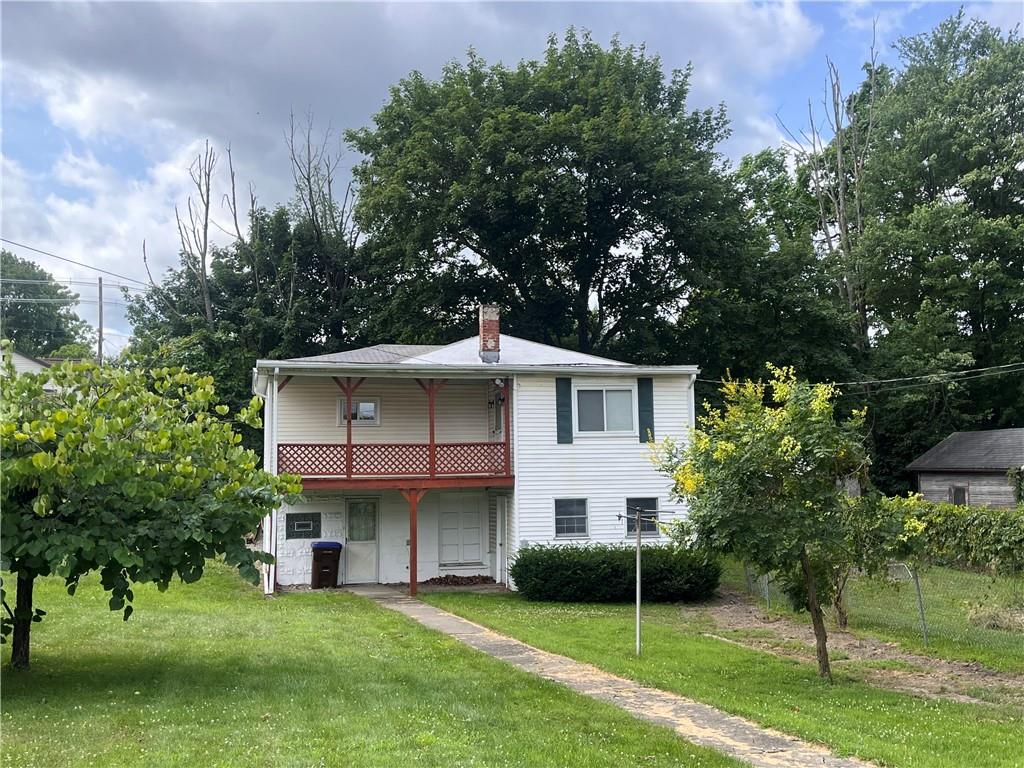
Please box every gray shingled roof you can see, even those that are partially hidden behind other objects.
[906,428,1024,472]
[287,344,445,364]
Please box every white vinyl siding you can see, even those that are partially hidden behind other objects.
[276,377,489,443]
[513,374,692,546]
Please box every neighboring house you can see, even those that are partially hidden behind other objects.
[5,349,52,376]
[253,305,698,595]
[906,428,1024,509]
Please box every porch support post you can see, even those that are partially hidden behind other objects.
[400,488,428,597]
[416,379,447,478]
[333,376,365,479]
[503,377,512,475]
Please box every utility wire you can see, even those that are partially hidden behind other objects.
[696,361,1024,389]
[1,238,149,286]
[0,277,149,293]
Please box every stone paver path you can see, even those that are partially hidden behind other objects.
[347,585,872,768]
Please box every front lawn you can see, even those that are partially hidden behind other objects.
[421,592,1024,768]
[1,564,740,768]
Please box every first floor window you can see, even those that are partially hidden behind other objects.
[339,397,380,426]
[285,512,322,540]
[554,498,588,537]
[625,497,659,535]
[950,485,969,506]
[576,388,634,433]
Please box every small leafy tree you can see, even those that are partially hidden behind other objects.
[0,355,300,669]
[657,365,871,679]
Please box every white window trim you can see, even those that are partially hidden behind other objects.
[625,497,661,538]
[337,396,381,427]
[572,383,638,437]
[553,497,589,539]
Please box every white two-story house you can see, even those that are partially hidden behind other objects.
[252,306,698,595]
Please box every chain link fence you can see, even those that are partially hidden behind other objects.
[737,561,1023,666]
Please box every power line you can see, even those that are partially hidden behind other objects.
[0,297,129,306]
[696,361,1024,389]
[0,277,149,293]
[1,238,149,286]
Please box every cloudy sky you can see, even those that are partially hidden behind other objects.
[2,0,1021,349]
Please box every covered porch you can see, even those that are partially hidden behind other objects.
[270,485,513,596]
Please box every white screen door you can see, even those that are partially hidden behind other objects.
[345,499,378,583]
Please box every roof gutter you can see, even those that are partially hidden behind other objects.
[253,360,700,377]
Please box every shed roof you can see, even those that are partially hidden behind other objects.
[906,428,1024,472]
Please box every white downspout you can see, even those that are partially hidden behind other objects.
[264,368,280,594]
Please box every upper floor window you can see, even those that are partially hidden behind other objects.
[338,397,380,426]
[576,388,634,433]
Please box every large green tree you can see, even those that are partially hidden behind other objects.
[348,30,747,354]
[0,251,94,357]
[0,357,300,669]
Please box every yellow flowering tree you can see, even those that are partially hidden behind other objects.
[657,365,871,679]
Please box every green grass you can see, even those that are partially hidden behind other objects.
[421,592,1024,768]
[1,564,742,768]
[719,559,1024,674]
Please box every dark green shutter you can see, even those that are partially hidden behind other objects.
[638,377,654,443]
[556,377,573,444]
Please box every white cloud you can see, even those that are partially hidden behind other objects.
[965,1,1024,32]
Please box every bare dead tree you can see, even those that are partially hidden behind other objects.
[223,144,261,292]
[176,140,217,325]
[285,111,360,325]
[782,25,880,354]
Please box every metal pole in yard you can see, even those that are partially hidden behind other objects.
[620,505,653,657]
[636,503,642,657]
[911,567,929,647]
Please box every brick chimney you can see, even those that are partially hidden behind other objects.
[479,305,500,363]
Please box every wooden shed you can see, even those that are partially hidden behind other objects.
[906,428,1023,508]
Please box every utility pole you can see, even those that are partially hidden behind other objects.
[97,276,103,365]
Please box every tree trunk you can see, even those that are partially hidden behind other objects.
[10,574,34,670]
[834,569,850,630]
[800,547,832,680]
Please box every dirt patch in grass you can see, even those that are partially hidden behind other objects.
[687,590,1024,709]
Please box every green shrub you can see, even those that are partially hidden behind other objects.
[916,503,1024,572]
[510,544,721,603]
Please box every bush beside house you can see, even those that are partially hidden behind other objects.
[510,544,721,603]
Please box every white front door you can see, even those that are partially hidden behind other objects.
[345,499,378,583]
[440,494,484,566]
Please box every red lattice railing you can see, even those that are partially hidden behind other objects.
[277,442,509,478]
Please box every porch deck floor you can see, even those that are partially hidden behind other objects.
[346,586,872,768]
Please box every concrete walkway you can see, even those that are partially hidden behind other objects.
[347,585,872,768]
